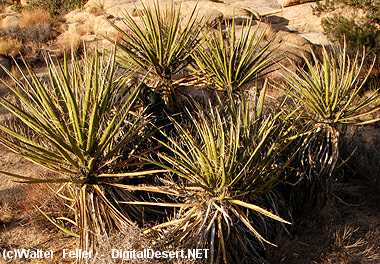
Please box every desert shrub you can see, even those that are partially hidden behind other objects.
[319,225,380,264]
[316,0,378,10]
[28,0,85,16]
[111,0,204,108]
[141,88,300,263]
[192,20,276,96]
[0,201,13,224]
[315,0,380,63]
[322,16,379,55]
[0,50,163,251]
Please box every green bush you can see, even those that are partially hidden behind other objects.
[28,0,85,16]
[315,0,380,62]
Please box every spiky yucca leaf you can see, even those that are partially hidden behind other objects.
[142,88,299,263]
[282,44,380,182]
[192,20,276,95]
[283,45,379,127]
[0,51,164,252]
[111,0,203,105]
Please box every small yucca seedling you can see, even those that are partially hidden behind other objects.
[110,0,204,107]
[282,44,380,181]
[140,87,299,263]
[192,19,276,96]
[0,51,164,253]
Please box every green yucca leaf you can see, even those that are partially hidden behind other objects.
[282,44,380,126]
[193,19,277,95]
[0,50,158,252]
[110,0,204,102]
[37,207,80,238]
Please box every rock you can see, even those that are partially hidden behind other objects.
[132,1,252,22]
[1,15,20,31]
[215,5,252,20]
[80,34,98,42]
[91,16,119,38]
[229,0,281,16]
[267,31,313,81]
[20,0,29,6]
[235,21,275,40]
[180,2,224,26]
[64,10,94,24]
[106,4,137,18]
[299,32,331,46]
[190,1,253,21]
[277,31,312,49]
[277,0,315,7]
[0,55,12,77]
[269,3,323,32]
[85,0,134,11]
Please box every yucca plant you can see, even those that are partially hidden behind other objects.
[110,0,204,108]
[281,44,380,186]
[139,87,299,263]
[0,51,164,254]
[192,19,277,96]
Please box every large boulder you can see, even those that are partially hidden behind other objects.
[234,21,276,40]
[267,31,313,81]
[299,32,330,46]
[268,3,323,33]
[228,0,281,16]
[180,2,224,26]
[277,0,315,7]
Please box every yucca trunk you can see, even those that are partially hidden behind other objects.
[295,125,341,210]
[77,184,132,254]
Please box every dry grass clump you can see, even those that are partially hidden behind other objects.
[0,201,14,224]
[18,8,53,43]
[88,0,105,16]
[19,8,51,28]
[55,31,82,54]
[0,37,21,56]
[18,182,74,229]
[319,225,380,264]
